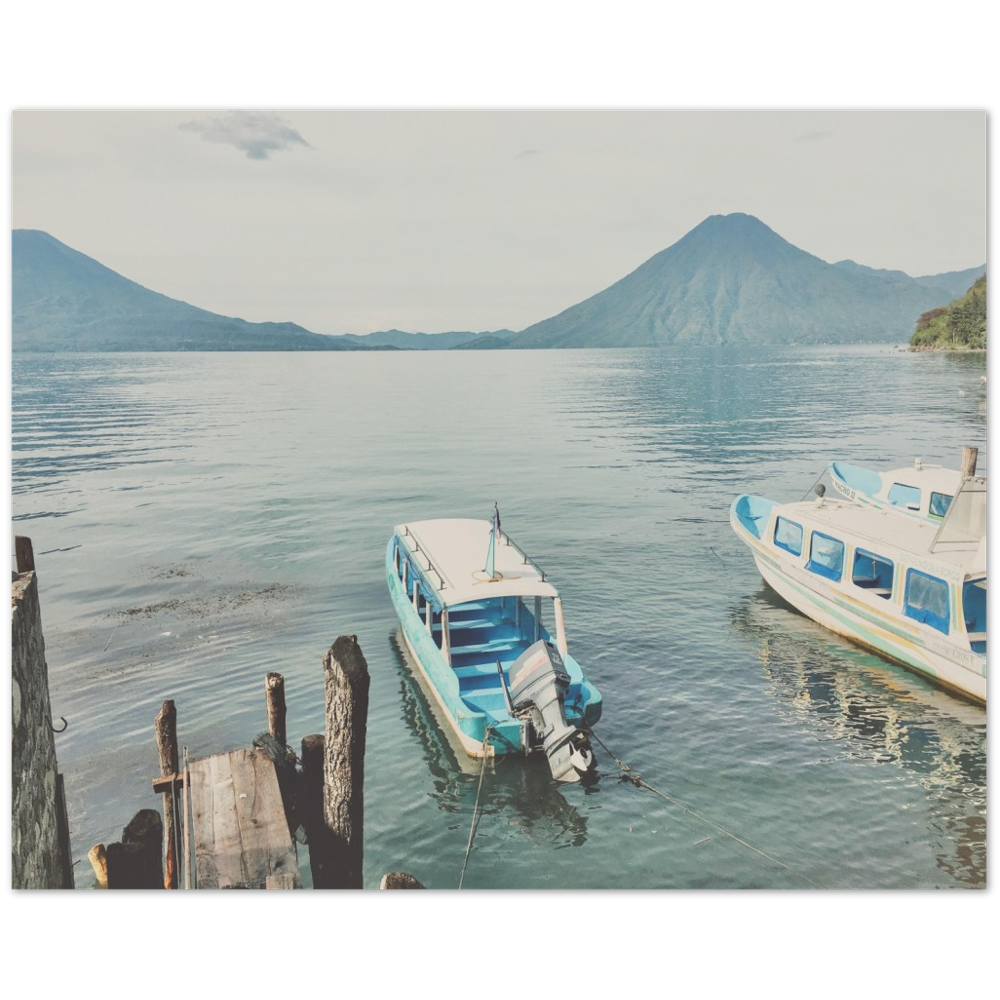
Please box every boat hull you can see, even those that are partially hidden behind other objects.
[730,506,986,704]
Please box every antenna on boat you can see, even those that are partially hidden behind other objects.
[484,502,502,580]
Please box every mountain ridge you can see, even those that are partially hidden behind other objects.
[13,229,356,352]
[12,219,984,351]
[509,214,984,348]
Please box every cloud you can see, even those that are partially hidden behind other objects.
[516,148,542,158]
[179,111,311,160]
[796,130,834,142]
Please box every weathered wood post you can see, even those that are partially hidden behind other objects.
[106,809,164,889]
[961,446,979,479]
[319,635,369,889]
[89,843,109,888]
[300,733,327,884]
[265,672,287,746]
[380,871,426,889]
[15,535,35,573]
[154,700,180,888]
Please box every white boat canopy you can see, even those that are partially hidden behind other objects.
[394,518,561,609]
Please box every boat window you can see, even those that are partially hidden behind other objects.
[773,517,803,556]
[806,532,844,581]
[888,483,921,510]
[961,578,986,653]
[929,492,953,519]
[903,570,950,634]
[852,548,894,598]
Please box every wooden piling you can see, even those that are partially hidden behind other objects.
[380,871,426,889]
[154,700,180,888]
[265,672,287,746]
[300,734,328,885]
[14,535,34,574]
[319,635,370,889]
[89,844,108,888]
[106,809,164,889]
[962,446,979,479]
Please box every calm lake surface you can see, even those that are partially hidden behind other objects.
[10,345,987,889]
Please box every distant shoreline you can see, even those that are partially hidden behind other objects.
[908,345,986,353]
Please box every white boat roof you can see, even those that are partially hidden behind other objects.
[394,518,560,608]
[773,497,986,579]
[832,460,963,499]
[876,464,962,496]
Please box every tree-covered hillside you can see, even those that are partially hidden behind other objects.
[910,274,986,350]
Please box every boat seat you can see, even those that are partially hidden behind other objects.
[450,637,525,660]
[432,618,515,634]
[447,601,509,620]
[460,689,512,719]
[456,673,506,693]
[453,661,509,679]
[967,632,987,642]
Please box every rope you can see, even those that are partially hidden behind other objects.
[586,729,827,889]
[458,725,494,890]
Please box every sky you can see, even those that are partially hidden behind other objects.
[11,108,988,336]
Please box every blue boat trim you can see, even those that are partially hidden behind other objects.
[386,521,603,763]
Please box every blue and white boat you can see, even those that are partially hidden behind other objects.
[829,458,966,523]
[387,510,602,782]
[730,478,986,704]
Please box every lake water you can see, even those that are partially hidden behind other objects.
[10,345,987,889]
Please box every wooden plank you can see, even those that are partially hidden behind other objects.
[210,752,246,889]
[188,756,214,888]
[266,872,301,889]
[188,749,299,889]
[230,748,298,887]
[152,772,185,794]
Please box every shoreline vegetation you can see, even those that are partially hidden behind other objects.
[908,344,986,352]
[909,274,986,351]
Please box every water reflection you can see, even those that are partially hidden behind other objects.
[560,345,987,494]
[387,630,589,848]
[730,586,986,886]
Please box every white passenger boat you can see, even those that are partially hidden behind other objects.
[730,478,986,704]
[829,458,965,523]
[386,511,602,782]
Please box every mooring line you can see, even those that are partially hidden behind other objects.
[458,725,494,890]
[586,729,827,889]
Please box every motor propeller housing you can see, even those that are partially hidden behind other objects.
[506,640,596,783]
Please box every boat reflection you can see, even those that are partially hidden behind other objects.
[387,629,590,849]
[730,585,986,886]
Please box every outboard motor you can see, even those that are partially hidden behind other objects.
[506,640,595,783]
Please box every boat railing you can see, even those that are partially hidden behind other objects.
[500,530,546,581]
[402,525,448,592]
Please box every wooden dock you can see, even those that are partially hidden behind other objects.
[187,748,301,889]
[102,640,408,889]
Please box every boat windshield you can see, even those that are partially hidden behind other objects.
[931,479,986,552]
